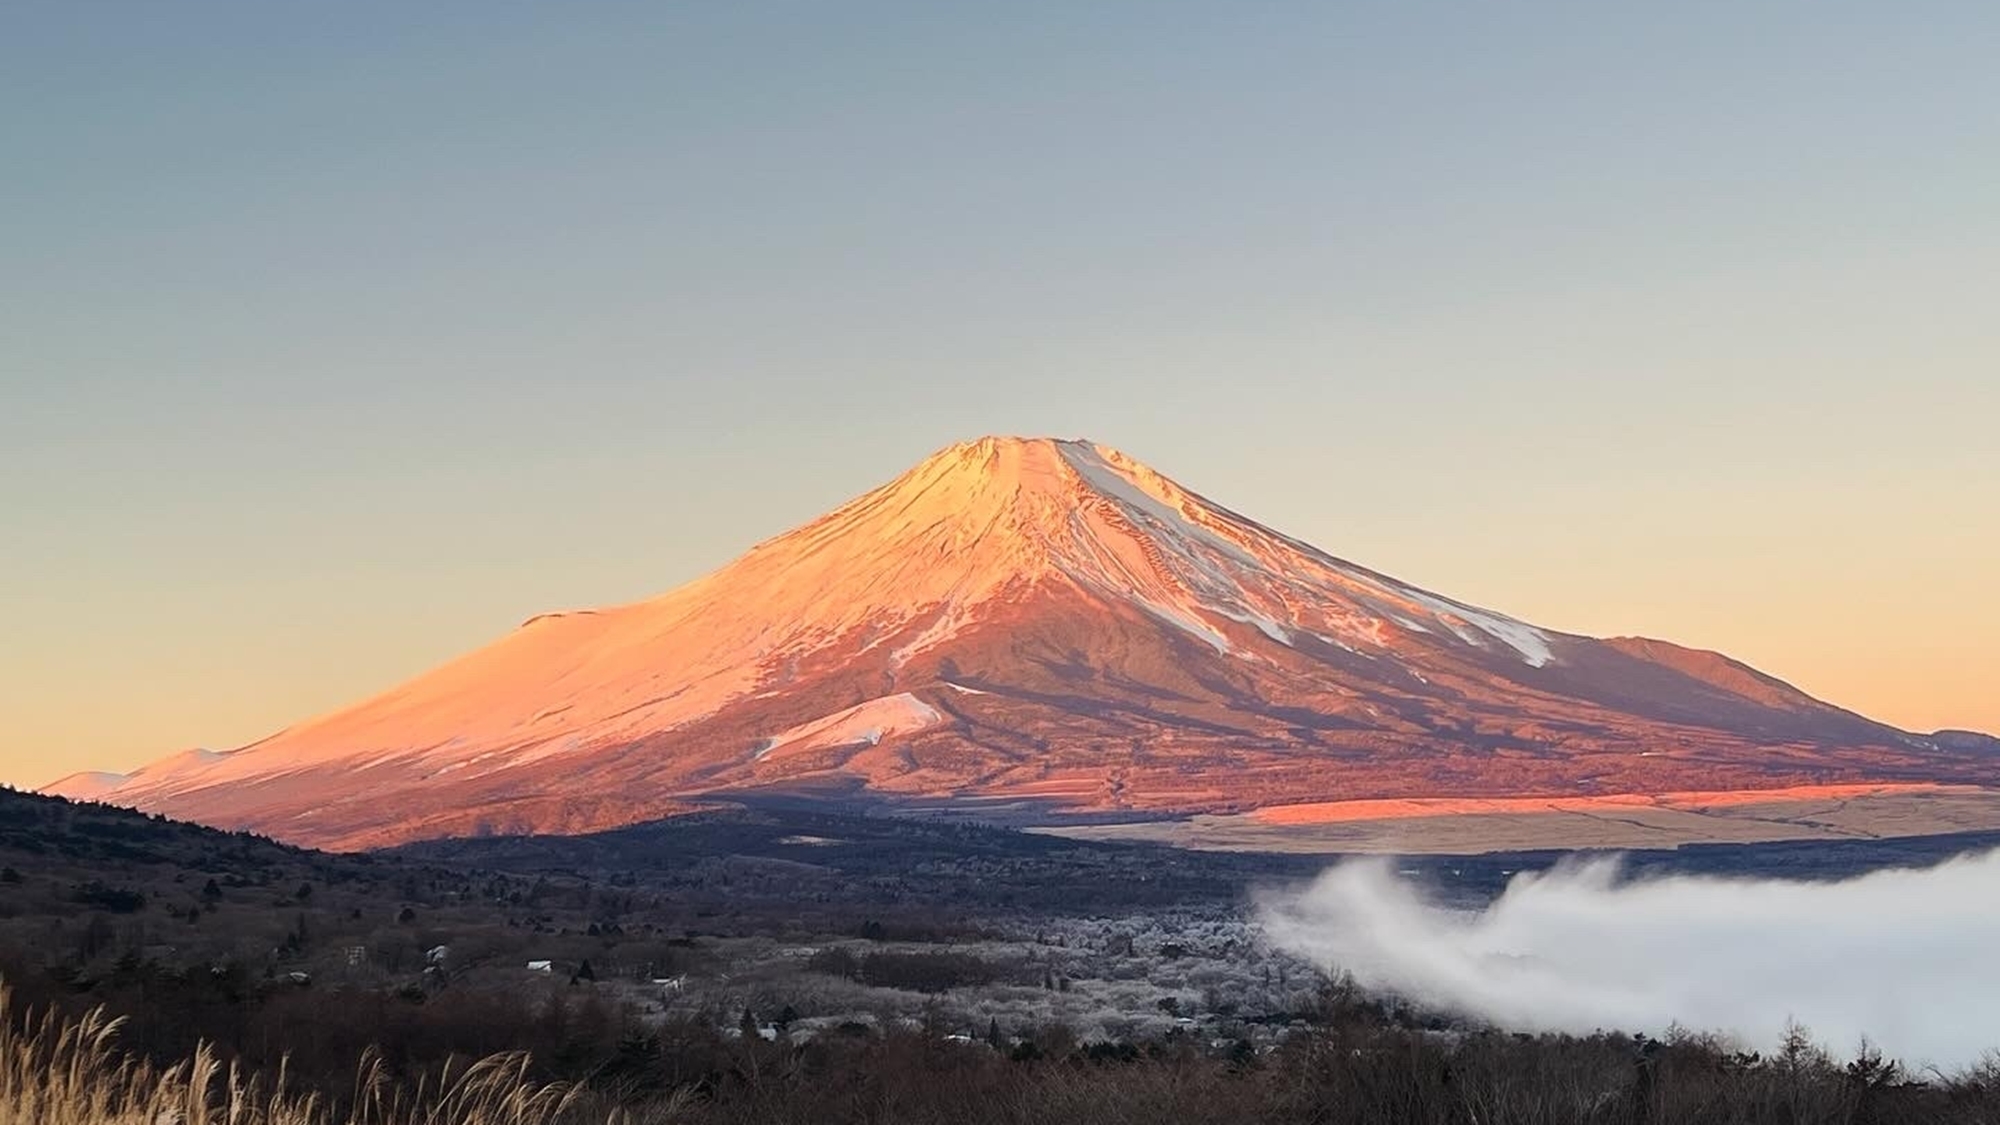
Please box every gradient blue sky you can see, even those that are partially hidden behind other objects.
[5,3,1997,785]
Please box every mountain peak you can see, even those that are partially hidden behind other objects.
[926,433,1077,461]
[764,434,1297,658]
[877,436,1214,549]
[900,435,1119,498]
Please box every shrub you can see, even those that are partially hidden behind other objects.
[857,951,997,993]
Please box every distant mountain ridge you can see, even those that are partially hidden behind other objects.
[51,436,1997,850]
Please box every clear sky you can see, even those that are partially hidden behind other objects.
[4,3,1996,787]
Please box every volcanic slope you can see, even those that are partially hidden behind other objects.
[59,437,1995,849]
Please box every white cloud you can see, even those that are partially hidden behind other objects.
[1258,847,2000,1071]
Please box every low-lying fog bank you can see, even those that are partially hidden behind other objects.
[1259,845,2000,1069]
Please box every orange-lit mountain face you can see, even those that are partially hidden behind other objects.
[54,437,1995,850]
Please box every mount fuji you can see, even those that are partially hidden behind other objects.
[49,437,1996,850]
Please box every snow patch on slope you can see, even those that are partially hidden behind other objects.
[1215,607,1293,644]
[754,693,944,761]
[890,603,975,667]
[1392,587,1554,667]
[1060,444,1263,570]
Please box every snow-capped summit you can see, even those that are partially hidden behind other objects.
[696,435,1557,672]
[58,437,1989,849]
